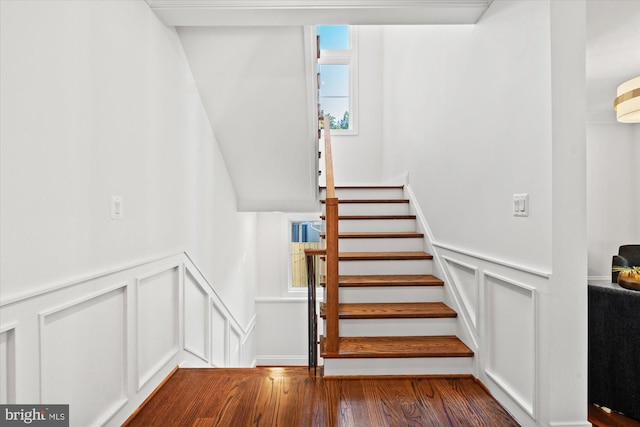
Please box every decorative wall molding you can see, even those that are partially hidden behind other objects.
[0,251,258,424]
[229,323,242,367]
[183,267,211,364]
[442,255,479,328]
[136,266,181,391]
[210,302,228,368]
[38,283,128,426]
[484,271,537,419]
[183,252,253,337]
[433,242,551,278]
[0,323,17,404]
[0,251,182,308]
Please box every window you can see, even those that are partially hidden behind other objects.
[317,25,358,134]
[290,221,323,288]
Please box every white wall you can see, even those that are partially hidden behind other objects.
[322,26,384,184]
[0,1,257,326]
[254,211,319,365]
[178,26,319,212]
[587,122,640,281]
[0,1,258,425]
[380,2,553,272]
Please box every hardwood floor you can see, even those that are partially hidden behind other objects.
[125,367,520,427]
[589,404,640,427]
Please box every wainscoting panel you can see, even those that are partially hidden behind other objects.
[443,256,479,328]
[136,266,180,390]
[211,303,227,367]
[184,268,210,363]
[0,324,16,404]
[484,272,537,418]
[0,252,257,427]
[39,284,127,427]
[229,325,242,367]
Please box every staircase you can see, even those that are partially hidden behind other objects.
[319,185,474,377]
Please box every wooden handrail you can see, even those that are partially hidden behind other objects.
[323,116,336,199]
[322,116,339,355]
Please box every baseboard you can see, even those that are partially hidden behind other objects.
[255,356,308,366]
[121,366,180,426]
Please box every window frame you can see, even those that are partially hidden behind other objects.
[318,26,359,136]
[286,216,325,294]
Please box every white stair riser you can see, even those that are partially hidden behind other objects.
[324,203,410,216]
[339,286,443,303]
[339,259,432,275]
[338,219,417,233]
[335,238,424,252]
[321,188,405,200]
[337,317,456,337]
[322,357,473,377]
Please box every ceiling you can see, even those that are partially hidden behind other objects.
[146,0,493,26]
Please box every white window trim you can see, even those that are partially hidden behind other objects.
[318,26,359,136]
[286,215,325,295]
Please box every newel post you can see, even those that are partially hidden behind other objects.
[324,197,339,354]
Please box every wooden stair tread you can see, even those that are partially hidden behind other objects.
[321,336,474,359]
[320,215,417,220]
[320,302,457,319]
[322,274,444,287]
[320,231,424,239]
[321,199,409,204]
[338,251,433,260]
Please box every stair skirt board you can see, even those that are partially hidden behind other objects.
[339,286,444,303]
[337,317,457,337]
[322,357,474,377]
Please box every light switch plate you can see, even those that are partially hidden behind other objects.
[513,193,529,217]
[111,196,123,220]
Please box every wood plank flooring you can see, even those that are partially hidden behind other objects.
[125,367,520,427]
[589,404,640,427]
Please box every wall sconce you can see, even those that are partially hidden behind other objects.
[614,75,640,123]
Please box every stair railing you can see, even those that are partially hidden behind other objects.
[306,116,339,373]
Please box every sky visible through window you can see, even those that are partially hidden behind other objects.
[318,25,349,50]
[318,25,350,130]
